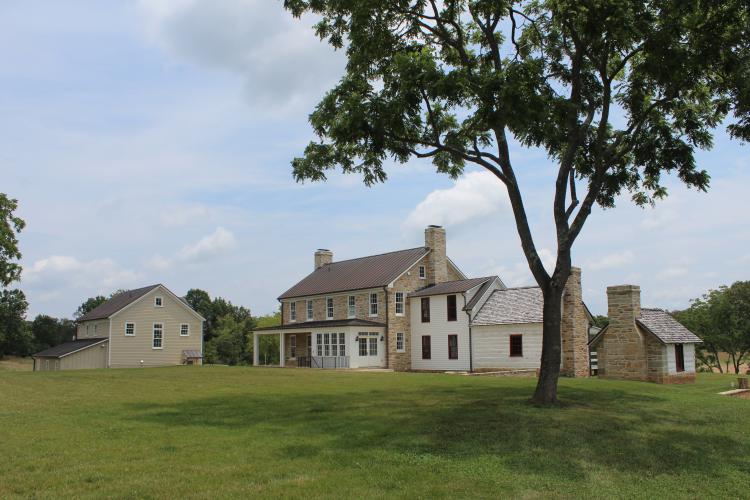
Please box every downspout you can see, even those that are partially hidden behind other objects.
[383,286,389,369]
[465,294,473,373]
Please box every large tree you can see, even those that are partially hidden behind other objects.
[283,0,748,404]
[0,289,32,357]
[0,194,27,357]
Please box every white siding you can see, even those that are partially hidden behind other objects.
[410,293,471,371]
[666,343,696,374]
[472,323,543,370]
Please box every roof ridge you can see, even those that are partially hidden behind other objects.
[500,285,540,290]
[320,246,428,266]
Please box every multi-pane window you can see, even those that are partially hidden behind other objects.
[358,332,378,356]
[290,302,296,321]
[359,336,368,356]
[316,333,345,357]
[369,336,378,356]
[153,323,163,349]
[422,335,431,359]
[510,334,523,357]
[324,333,331,356]
[396,332,405,352]
[421,297,430,323]
[447,295,457,322]
[326,297,334,319]
[339,333,346,357]
[331,335,338,356]
[125,322,135,336]
[290,335,297,358]
[418,265,426,279]
[307,300,314,321]
[395,292,405,316]
[369,293,378,316]
[180,324,189,336]
[155,297,163,307]
[348,295,356,318]
[316,333,323,356]
[448,334,458,360]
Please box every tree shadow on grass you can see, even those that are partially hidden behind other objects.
[125,381,750,482]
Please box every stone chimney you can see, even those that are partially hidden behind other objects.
[601,285,646,380]
[561,267,590,377]
[314,249,333,270]
[424,225,447,284]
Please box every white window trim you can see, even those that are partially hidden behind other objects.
[307,300,314,321]
[180,323,190,337]
[125,322,136,336]
[395,292,405,316]
[369,293,378,317]
[289,301,297,322]
[154,296,164,308]
[396,332,405,353]
[152,322,164,350]
[326,297,334,320]
[347,295,356,319]
[418,265,426,279]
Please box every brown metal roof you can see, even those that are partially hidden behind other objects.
[278,247,429,299]
[408,277,496,298]
[254,319,386,332]
[77,284,161,322]
[33,338,107,358]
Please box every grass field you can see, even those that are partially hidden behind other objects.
[0,367,748,499]
[0,356,32,371]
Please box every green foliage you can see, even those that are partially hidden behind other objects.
[0,289,31,357]
[185,288,255,343]
[255,312,281,329]
[204,314,254,366]
[592,315,609,329]
[674,281,750,374]
[0,194,25,288]
[30,315,76,351]
[74,296,107,319]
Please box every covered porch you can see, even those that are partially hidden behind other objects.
[252,319,386,369]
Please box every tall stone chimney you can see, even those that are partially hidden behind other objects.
[314,249,333,270]
[600,285,646,380]
[424,225,447,284]
[561,267,590,377]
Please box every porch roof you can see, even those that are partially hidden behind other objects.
[253,318,386,333]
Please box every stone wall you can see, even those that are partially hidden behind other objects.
[387,254,431,371]
[425,225,447,284]
[282,290,387,325]
[598,285,648,381]
[560,267,590,377]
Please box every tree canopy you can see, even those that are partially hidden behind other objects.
[283,0,748,404]
[74,296,108,319]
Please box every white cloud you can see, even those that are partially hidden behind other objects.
[149,226,237,270]
[657,267,689,280]
[587,250,635,271]
[402,171,508,233]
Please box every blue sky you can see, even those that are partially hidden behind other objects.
[2,1,748,319]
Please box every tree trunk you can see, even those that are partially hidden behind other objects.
[531,282,566,405]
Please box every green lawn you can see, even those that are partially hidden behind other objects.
[0,368,748,499]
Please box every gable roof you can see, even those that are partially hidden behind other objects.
[278,247,430,300]
[408,277,496,298]
[33,337,107,358]
[472,286,544,325]
[636,308,702,344]
[464,277,503,311]
[77,285,161,322]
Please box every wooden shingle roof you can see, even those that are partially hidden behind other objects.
[636,308,703,344]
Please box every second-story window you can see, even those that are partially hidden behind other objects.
[326,297,334,319]
[418,265,426,279]
[348,295,356,318]
[307,300,313,321]
[290,302,297,321]
[154,296,163,307]
[395,292,404,316]
[447,294,457,322]
[421,297,430,323]
[369,293,378,316]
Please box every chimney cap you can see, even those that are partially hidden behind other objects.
[427,224,443,229]
[316,249,332,253]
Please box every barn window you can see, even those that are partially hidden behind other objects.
[152,323,163,349]
[509,335,523,357]
[448,334,458,359]
[447,295,457,322]
[422,336,431,359]
[675,344,685,372]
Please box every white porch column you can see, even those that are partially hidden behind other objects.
[253,333,260,366]
[279,332,285,367]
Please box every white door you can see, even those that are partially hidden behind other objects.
[357,332,385,367]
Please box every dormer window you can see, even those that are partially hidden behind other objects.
[154,296,163,307]
[418,265,426,279]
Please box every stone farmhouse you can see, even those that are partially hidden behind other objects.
[253,225,593,374]
[33,284,204,371]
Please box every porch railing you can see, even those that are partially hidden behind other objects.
[297,356,350,369]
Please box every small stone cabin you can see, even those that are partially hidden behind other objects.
[589,285,702,383]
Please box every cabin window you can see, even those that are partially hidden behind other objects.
[369,293,378,316]
[447,295,457,322]
[290,335,297,358]
[154,296,163,307]
[348,295,356,318]
[326,297,334,319]
[418,265,426,279]
[153,323,163,349]
[180,324,189,336]
[125,322,135,336]
[422,335,431,359]
[316,333,322,356]
[395,292,405,316]
[509,334,523,357]
[307,300,314,321]
[675,344,685,372]
[448,334,458,360]
[289,302,296,321]
[421,297,430,323]
[396,332,405,352]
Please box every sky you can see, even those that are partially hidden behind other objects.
[1,0,748,319]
